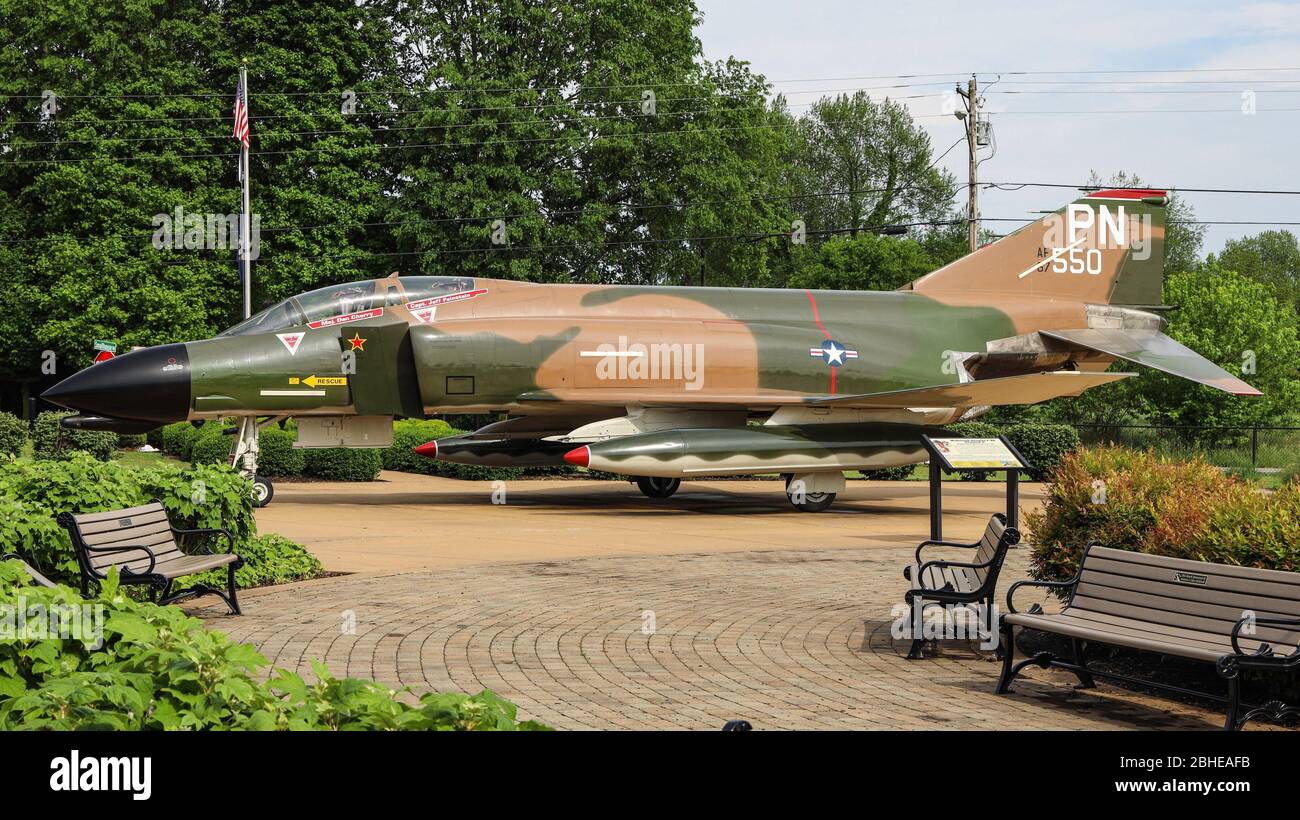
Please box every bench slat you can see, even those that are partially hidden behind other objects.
[1066,589,1300,647]
[1079,569,1300,620]
[1089,545,1300,588]
[81,520,173,547]
[72,502,167,526]
[1061,608,1280,654]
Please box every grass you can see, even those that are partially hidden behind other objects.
[112,449,171,468]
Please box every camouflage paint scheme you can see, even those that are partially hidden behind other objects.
[44,189,1260,506]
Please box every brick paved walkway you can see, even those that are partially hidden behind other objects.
[195,544,1229,730]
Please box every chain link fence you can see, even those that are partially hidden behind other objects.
[1073,424,1300,476]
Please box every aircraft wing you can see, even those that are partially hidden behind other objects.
[809,371,1133,407]
[1040,329,1262,396]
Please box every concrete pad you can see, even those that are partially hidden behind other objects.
[254,472,1044,574]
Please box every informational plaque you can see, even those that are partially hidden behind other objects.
[922,435,1030,472]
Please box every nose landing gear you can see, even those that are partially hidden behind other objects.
[231,416,278,507]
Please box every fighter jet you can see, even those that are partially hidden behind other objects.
[42,188,1258,509]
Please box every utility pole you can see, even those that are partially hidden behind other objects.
[955,75,979,252]
[239,60,252,319]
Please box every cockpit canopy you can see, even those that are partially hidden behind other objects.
[219,276,476,336]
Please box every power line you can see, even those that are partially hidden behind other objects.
[9,65,1300,101]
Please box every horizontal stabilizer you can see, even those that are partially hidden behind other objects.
[1040,329,1261,396]
[811,371,1132,408]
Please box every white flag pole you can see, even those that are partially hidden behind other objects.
[240,59,252,319]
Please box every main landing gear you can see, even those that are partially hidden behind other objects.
[231,416,276,508]
[635,476,681,498]
[782,472,845,512]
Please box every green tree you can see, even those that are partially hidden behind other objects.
[383,1,793,287]
[1138,265,1300,428]
[0,0,396,383]
[789,92,957,237]
[1208,230,1300,316]
[785,233,938,292]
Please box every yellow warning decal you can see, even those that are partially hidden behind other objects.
[288,375,348,388]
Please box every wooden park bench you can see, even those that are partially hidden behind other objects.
[57,501,244,614]
[996,543,1300,730]
[1,553,57,588]
[901,513,1020,659]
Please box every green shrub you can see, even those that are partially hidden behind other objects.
[0,454,265,583]
[1026,445,1300,584]
[0,562,548,730]
[944,420,1000,481]
[382,418,460,475]
[303,447,383,481]
[859,464,916,480]
[258,426,306,477]
[31,411,116,461]
[0,411,27,457]
[146,426,165,450]
[116,433,147,448]
[190,428,233,465]
[1005,422,1080,482]
[161,421,203,459]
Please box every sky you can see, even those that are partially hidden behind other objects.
[694,0,1300,254]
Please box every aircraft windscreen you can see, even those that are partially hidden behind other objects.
[219,281,376,336]
[218,276,478,336]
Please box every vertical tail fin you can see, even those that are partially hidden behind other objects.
[909,189,1167,306]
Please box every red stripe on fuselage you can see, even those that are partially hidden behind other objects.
[804,290,835,395]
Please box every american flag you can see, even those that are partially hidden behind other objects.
[232,74,250,149]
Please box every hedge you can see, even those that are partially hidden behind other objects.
[31,411,117,461]
[859,464,915,480]
[303,447,383,481]
[1004,422,1080,482]
[0,411,26,457]
[190,427,234,466]
[160,421,206,460]
[0,453,317,586]
[0,562,548,730]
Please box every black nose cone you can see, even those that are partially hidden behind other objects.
[41,343,191,424]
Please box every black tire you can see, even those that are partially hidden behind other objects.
[788,490,835,512]
[251,475,274,508]
[636,476,681,498]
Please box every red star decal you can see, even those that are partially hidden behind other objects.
[348,333,367,351]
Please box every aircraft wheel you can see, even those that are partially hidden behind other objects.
[788,490,836,512]
[251,475,274,508]
[636,476,681,498]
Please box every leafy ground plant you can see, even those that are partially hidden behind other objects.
[0,561,548,731]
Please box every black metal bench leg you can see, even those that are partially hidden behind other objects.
[906,595,925,659]
[226,563,241,616]
[995,621,1017,694]
[1071,638,1096,689]
[1224,676,1242,732]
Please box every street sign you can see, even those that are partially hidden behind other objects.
[93,350,115,364]
[93,340,117,353]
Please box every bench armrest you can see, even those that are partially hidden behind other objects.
[915,537,981,564]
[170,527,236,555]
[919,555,998,577]
[82,543,157,577]
[1230,615,1300,663]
